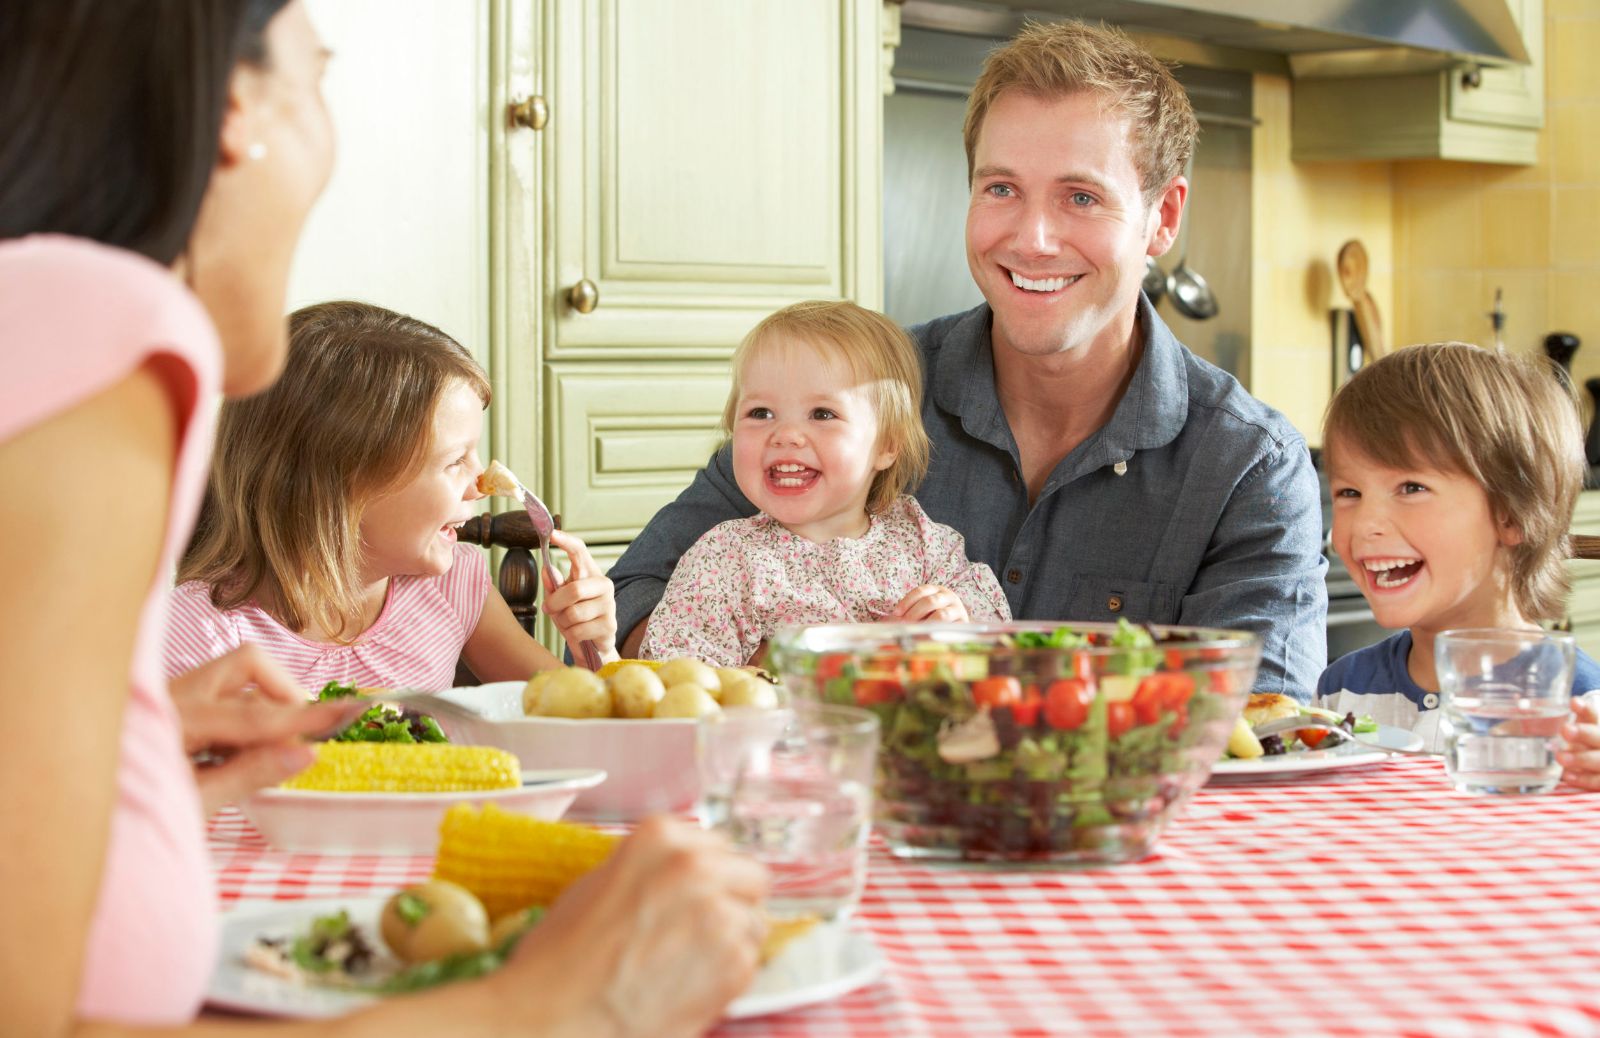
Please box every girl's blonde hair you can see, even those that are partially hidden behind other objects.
[180,301,490,640]
[1323,341,1585,622]
[721,300,930,515]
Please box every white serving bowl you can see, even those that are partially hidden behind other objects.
[436,682,699,822]
[240,768,605,855]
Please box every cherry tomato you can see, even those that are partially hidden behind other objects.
[1044,679,1092,730]
[972,676,1022,710]
[1070,651,1094,681]
[908,656,941,680]
[1106,700,1136,738]
[853,678,902,705]
[817,654,850,682]
[1164,648,1187,672]
[1132,672,1196,726]
[1298,728,1330,750]
[1206,667,1240,695]
[1013,684,1043,727]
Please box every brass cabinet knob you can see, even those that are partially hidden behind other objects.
[509,95,548,130]
[567,279,599,314]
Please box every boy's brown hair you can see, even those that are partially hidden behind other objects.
[1322,341,1586,622]
[722,300,930,515]
[962,20,1200,206]
[180,301,491,641]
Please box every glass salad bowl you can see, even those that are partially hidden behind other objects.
[767,620,1260,866]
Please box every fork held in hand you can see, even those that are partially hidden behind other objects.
[1250,717,1434,756]
[517,484,605,671]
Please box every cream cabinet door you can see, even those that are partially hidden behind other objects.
[545,0,883,358]
[545,364,733,541]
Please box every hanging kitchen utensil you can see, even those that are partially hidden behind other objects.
[1165,156,1219,321]
[1141,256,1167,304]
[1336,240,1384,359]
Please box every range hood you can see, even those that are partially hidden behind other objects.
[899,0,1532,74]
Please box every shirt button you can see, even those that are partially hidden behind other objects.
[1006,569,1022,584]
[1423,693,1439,709]
[1107,595,1123,613]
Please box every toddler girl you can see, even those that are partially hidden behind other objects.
[1317,341,1600,755]
[164,301,617,691]
[642,300,1009,666]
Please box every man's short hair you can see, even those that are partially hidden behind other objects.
[963,19,1199,207]
[1323,341,1587,622]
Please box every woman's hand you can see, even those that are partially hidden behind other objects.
[886,584,971,624]
[493,817,768,1038]
[545,528,620,665]
[1559,694,1600,791]
[168,644,361,816]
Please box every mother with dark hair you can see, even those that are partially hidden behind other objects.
[0,2,765,1035]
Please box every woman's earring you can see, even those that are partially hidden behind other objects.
[246,142,268,161]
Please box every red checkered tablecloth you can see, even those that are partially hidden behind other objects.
[210,757,1600,1037]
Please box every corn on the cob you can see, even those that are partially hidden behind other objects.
[433,803,619,918]
[596,658,663,680]
[281,743,521,792]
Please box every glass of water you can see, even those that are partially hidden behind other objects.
[696,702,878,920]
[1437,628,1574,795]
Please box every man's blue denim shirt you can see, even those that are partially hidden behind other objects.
[609,297,1328,696]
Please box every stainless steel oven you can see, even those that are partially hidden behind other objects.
[1312,449,1389,662]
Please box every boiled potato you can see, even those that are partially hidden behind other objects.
[379,879,490,964]
[1226,715,1264,760]
[609,663,667,719]
[654,682,722,719]
[535,667,611,719]
[655,657,720,697]
[716,667,779,710]
[523,670,555,715]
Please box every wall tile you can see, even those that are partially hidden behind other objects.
[1481,188,1552,268]
[1552,102,1600,184]
[1553,188,1600,266]
[1549,15,1600,101]
[1401,188,1483,270]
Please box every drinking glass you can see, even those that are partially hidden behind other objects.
[1436,628,1574,795]
[696,703,878,920]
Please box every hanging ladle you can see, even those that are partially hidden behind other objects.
[1165,155,1219,321]
[1141,255,1167,304]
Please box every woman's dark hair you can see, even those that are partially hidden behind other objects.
[0,0,290,265]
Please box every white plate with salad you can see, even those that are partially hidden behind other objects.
[1209,724,1426,780]
[206,896,884,1021]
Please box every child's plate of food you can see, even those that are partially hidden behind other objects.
[239,741,605,853]
[434,660,783,822]
[1208,693,1426,781]
[206,895,884,1021]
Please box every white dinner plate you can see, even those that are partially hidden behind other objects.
[207,897,884,1021]
[1208,724,1427,781]
[239,768,606,854]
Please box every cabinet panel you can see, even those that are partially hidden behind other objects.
[546,364,733,540]
[1448,0,1543,129]
[547,0,880,358]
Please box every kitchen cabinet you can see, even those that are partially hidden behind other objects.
[1566,491,1600,660]
[1290,0,1542,165]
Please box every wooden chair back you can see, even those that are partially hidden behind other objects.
[1572,535,1600,561]
[458,509,553,636]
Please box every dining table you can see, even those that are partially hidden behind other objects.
[209,755,1600,1037]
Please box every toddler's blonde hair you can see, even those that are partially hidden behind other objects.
[181,301,491,641]
[722,300,930,515]
[1322,341,1585,622]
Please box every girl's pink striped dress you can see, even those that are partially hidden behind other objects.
[0,235,221,1024]
[163,543,490,692]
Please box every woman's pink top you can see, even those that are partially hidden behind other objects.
[0,236,221,1024]
[642,494,1012,666]
[163,543,491,693]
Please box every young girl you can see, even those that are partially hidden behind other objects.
[164,300,618,691]
[641,299,1010,666]
[1318,341,1600,754]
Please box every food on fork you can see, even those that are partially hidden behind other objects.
[476,459,521,497]
[316,680,448,744]
[525,658,781,720]
[279,742,522,792]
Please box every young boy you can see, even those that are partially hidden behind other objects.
[1316,341,1600,765]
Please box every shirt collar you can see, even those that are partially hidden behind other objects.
[930,293,1191,459]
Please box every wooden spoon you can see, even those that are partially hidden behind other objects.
[1337,240,1385,359]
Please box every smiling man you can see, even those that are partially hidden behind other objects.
[609,20,1327,696]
